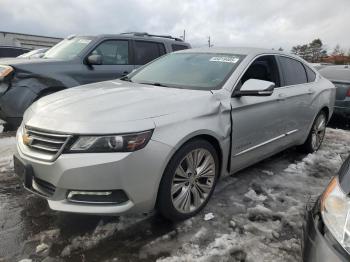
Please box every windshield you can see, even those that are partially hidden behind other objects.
[129,52,245,90]
[43,37,94,60]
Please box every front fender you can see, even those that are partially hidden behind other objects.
[12,76,65,95]
[0,85,37,118]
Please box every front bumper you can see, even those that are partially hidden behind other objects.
[15,138,174,215]
[303,199,350,262]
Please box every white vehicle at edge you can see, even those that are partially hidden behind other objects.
[14,47,335,221]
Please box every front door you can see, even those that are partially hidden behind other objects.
[78,39,134,85]
[229,55,288,173]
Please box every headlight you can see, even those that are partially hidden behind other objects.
[68,130,153,153]
[321,176,350,253]
[0,65,13,79]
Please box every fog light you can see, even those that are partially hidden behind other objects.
[67,190,129,204]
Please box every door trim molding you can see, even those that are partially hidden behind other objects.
[234,129,298,157]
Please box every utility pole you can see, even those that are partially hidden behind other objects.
[180,30,186,41]
[208,36,213,48]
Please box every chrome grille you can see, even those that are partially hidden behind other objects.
[22,126,71,161]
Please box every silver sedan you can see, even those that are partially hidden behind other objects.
[14,47,336,221]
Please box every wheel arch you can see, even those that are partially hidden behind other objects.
[301,106,330,146]
[320,106,330,122]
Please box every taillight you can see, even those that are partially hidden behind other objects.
[347,88,350,97]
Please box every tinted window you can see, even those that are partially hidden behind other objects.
[172,44,189,51]
[130,53,245,90]
[305,65,316,82]
[241,55,281,87]
[135,41,166,65]
[279,56,307,86]
[91,40,129,65]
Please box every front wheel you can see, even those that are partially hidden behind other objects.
[157,139,219,221]
[299,111,327,153]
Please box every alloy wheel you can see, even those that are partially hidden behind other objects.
[171,148,216,214]
[311,113,326,151]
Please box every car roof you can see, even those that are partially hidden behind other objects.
[176,46,300,58]
[319,65,350,83]
[74,33,190,45]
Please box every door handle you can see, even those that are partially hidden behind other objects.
[307,88,315,95]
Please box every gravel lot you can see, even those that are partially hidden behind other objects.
[0,122,349,262]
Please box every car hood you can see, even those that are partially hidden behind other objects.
[0,57,63,65]
[24,80,213,134]
[0,57,65,73]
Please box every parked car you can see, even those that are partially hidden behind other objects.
[310,63,333,71]
[13,47,335,221]
[0,46,31,58]
[319,65,350,118]
[17,48,49,59]
[303,155,350,262]
[0,32,191,130]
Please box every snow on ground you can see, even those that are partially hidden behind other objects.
[0,119,4,133]
[0,128,349,261]
[60,215,145,257]
[0,136,16,177]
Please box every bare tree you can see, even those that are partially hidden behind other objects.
[332,44,342,56]
[291,39,326,62]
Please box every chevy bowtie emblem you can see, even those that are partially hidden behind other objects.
[22,133,33,146]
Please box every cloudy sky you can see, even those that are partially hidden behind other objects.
[1,0,349,52]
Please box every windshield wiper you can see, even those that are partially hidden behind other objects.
[119,75,132,82]
[139,82,168,87]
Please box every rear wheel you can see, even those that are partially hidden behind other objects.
[157,139,219,221]
[299,111,327,153]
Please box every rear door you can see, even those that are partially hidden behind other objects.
[276,56,317,138]
[79,39,134,84]
[133,40,166,69]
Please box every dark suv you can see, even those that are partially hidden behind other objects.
[0,32,191,130]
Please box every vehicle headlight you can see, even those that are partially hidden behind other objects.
[321,176,350,253]
[68,130,153,153]
[0,65,13,79]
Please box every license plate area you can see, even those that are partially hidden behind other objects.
[13,155,33,188]
[13,155,55,198]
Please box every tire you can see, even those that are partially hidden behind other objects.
[298,111,327,153]
[3,122,16,132]
[157,139,219,221]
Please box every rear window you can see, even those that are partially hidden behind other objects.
[135,41,166,65]
[304,65,316,82]
[172,44,189,51]
[278,56,308,86]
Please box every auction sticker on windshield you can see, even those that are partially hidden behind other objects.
[210,56,239,63]
[78,39,92,44]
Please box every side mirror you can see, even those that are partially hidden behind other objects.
[87,54,102,65]
[234,79,275,97]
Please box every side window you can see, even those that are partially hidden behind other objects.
[135,41,166,65]
[240,55,281,87]
[90,40,129,65]
[172,44,189,51]
[304,65,316,82]
[278,56,308,86]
